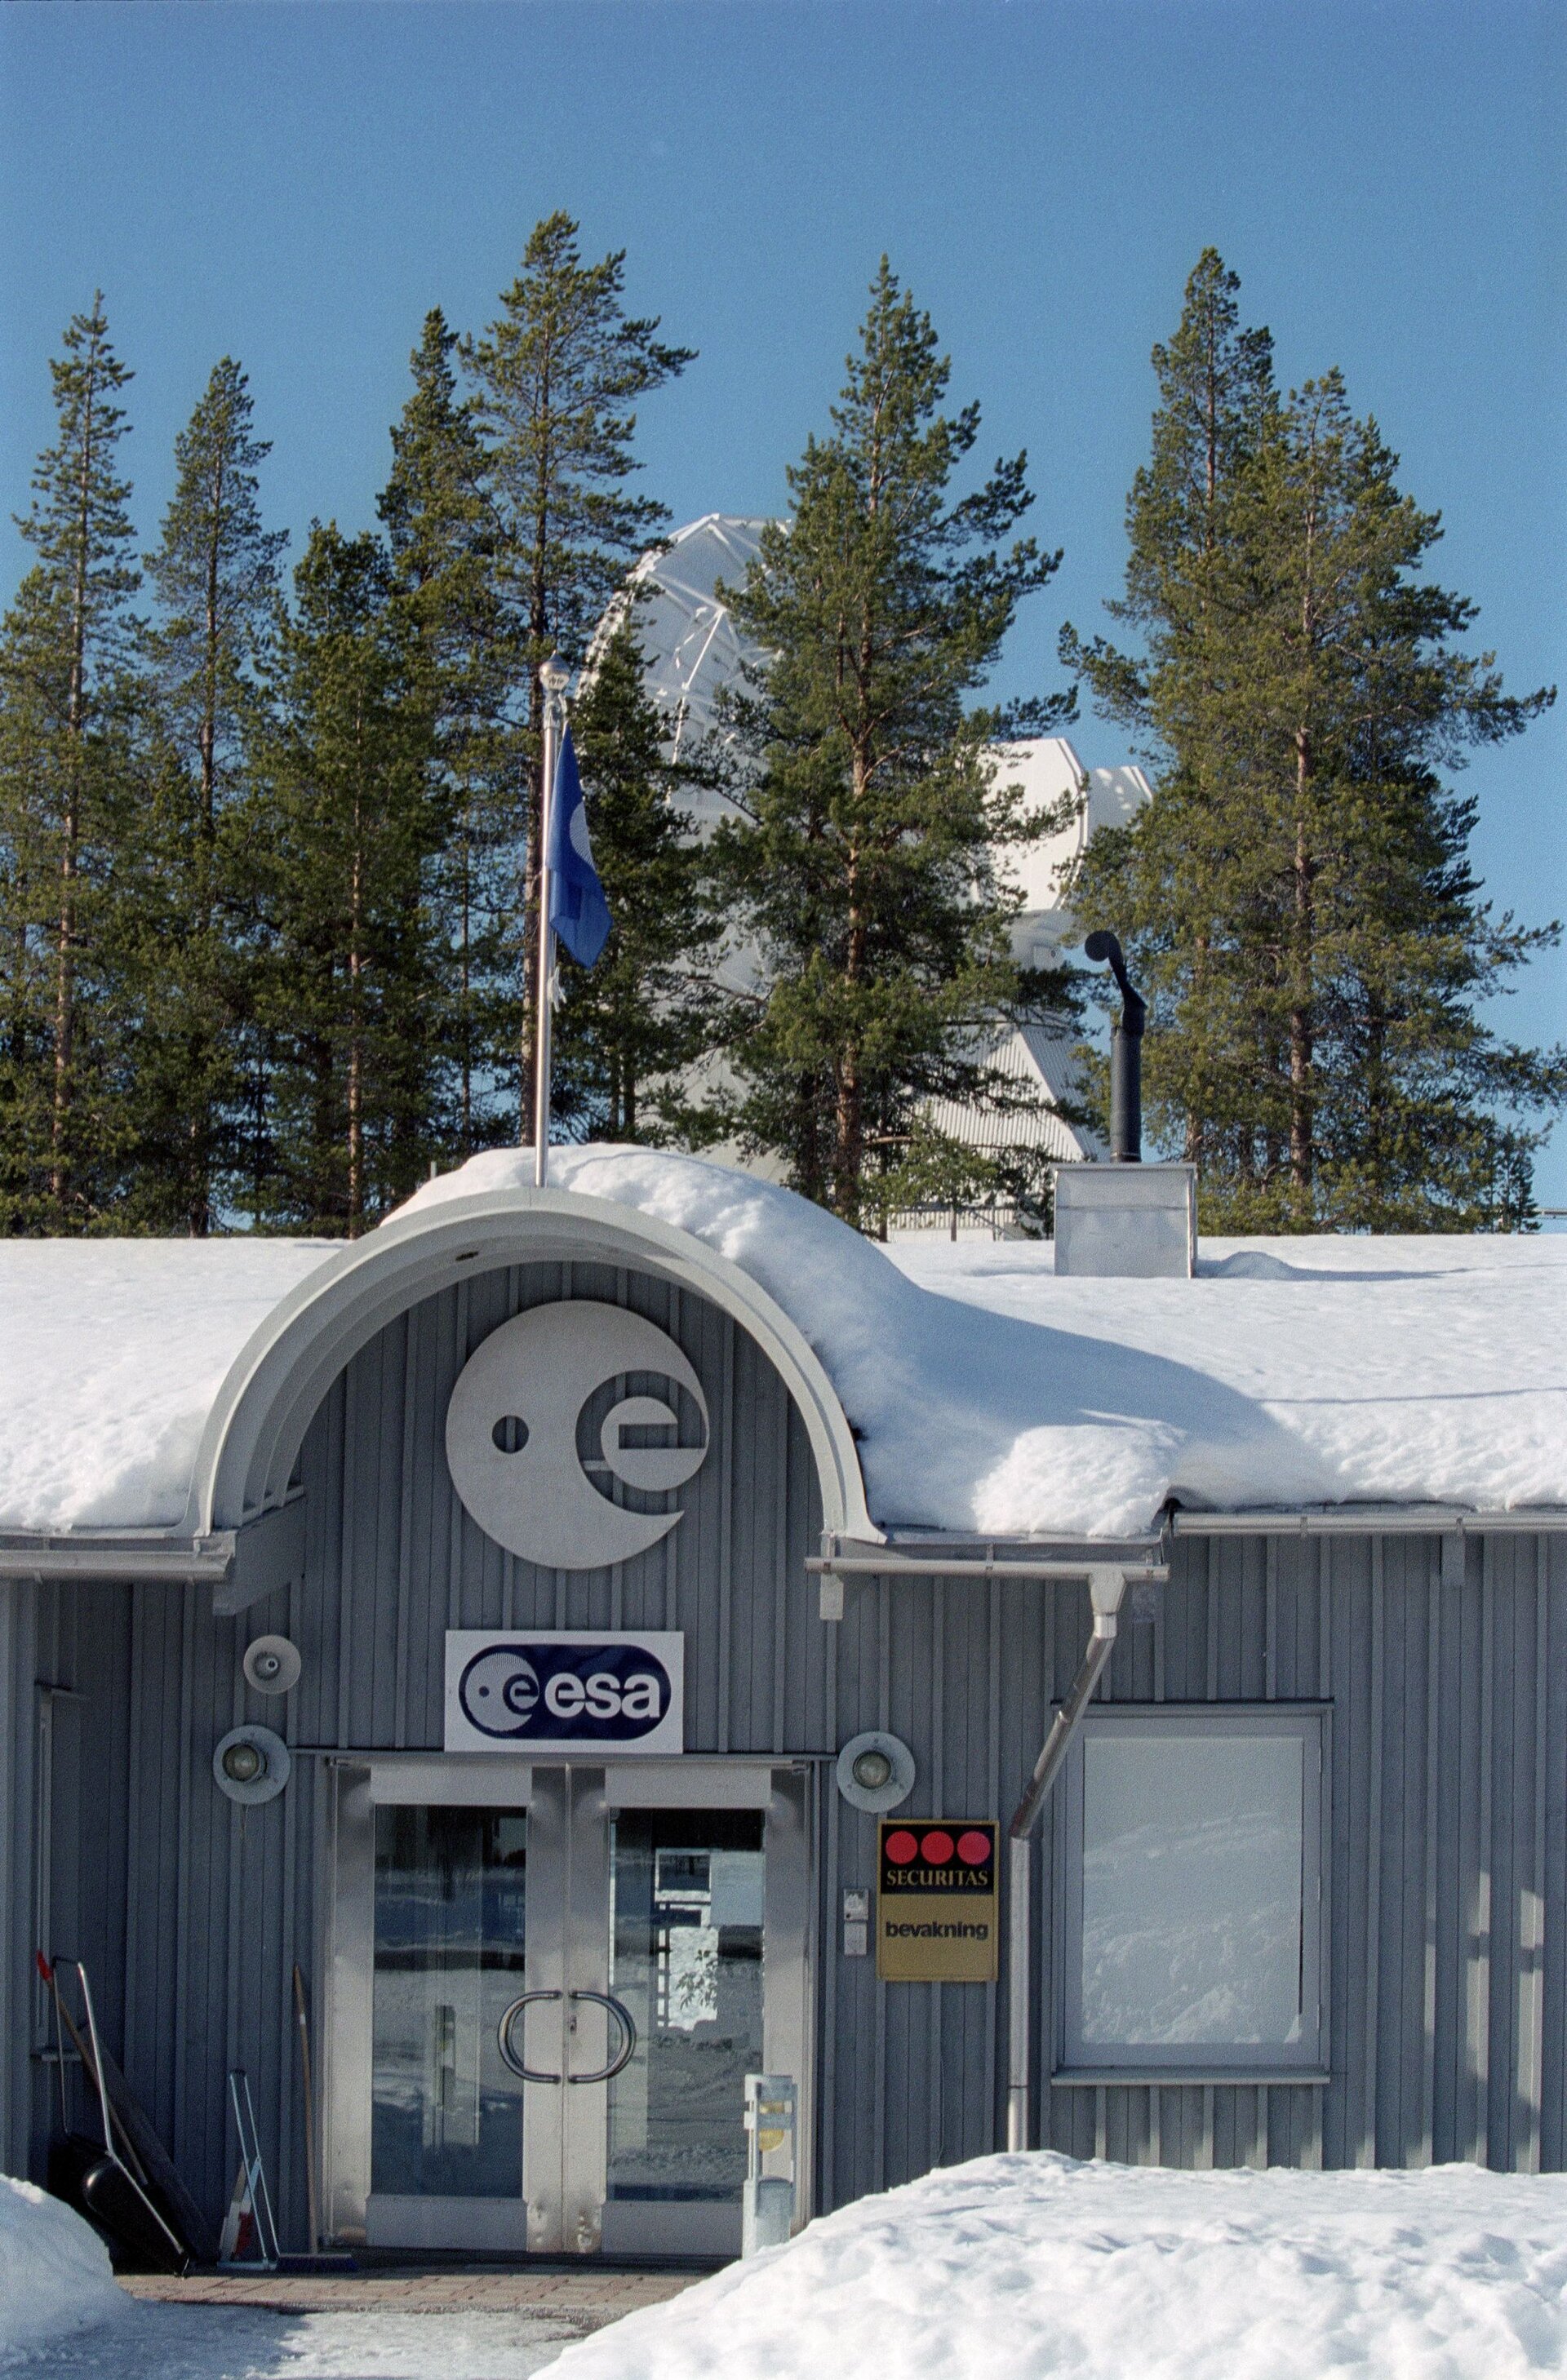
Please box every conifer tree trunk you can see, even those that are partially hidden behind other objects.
[184,447,227,1234]
[144,353,286,1235]
[379,305,512,1165]
[347,720,366,1235]
[51,379,98,1212]
[2,298,140,1227]
[255,521,437,1234]
[459,817,473,1151]
[1290,727,1315,1196]
[833,817,868,1225]
[201,446,224,836]
[1183,934,1207,1167]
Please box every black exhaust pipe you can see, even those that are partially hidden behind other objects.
[1084,931,1146,1163]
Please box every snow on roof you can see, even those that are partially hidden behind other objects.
[544,2150,1567,2380]
[0,1237,334,1532]
[0,1148,1562,1541]
[887,1225,1566,1529]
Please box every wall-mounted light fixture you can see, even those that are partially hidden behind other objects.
[212,1724,291,1806]
[835,1729,915,1813]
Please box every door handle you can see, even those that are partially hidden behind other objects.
[566,1990,637,2085]
[497,1989,563,2082]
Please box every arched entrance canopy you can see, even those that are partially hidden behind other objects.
[184,1187,879,1545]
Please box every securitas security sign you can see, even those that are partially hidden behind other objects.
[444,1631,684,1757]
[877,1819,999,1983]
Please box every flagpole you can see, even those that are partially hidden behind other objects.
[533,655,569,1188]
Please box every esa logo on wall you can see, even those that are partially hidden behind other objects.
[445,1301,709,1571]
[444,1630,685,1755]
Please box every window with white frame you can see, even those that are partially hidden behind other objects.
[1059,1708,1326,2076]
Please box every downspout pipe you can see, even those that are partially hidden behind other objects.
[1005,1567,1129,2152]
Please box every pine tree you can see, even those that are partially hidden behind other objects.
[135,357,287,1231]
[1061,250,1277,1170]
[1066,253,1563,1227]
[463,216,694,1128]
[717,260,1074,1228]
[553,624,725,1141]
[379,310,511,1155]
[0,295,143,1229]
[246,525,442,1234]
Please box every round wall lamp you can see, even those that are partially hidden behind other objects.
[242,1634,302,1696]
[835,1729,915,1814]
[213,1724,291,1806]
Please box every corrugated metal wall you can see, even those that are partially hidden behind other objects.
[2,1259,824,2233]
[1,1567,327,2239]
[1034,1527,1567,2178]
[2,1255,1565,2237]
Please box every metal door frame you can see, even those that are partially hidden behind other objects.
[320,1756,814,2256]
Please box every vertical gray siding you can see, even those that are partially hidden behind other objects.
[4,1256,1565,2236]
[0,1577,38,2178]
[1027,1528,1567,2177]
[4,1261,823,2235]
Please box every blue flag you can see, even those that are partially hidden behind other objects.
[545,726,610,968]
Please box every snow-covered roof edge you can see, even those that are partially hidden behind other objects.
[185,1180,877,1546]
[2,1146,1563,1563]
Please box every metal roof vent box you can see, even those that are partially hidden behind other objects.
[1054,932,1196,1279]
[1053,1162,1196,1278]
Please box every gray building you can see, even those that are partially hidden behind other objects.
[2,1155,1564,2263]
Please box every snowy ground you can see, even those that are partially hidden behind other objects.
[0,2176,578,2378]
[10,2152,1567,2378]
[7,2302,575,2379]
[0,2177,127,2366]
[543,2152,1567,2380]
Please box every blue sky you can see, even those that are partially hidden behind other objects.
[2,0,1563,1205]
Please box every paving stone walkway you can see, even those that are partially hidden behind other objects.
[18,2268,706,2378]
[120,2268,699,2320]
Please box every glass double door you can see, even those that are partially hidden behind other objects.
[332,1765,801,2258]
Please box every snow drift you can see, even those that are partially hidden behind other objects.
[0,2173,128,2363]
[544,2152,1567,2380]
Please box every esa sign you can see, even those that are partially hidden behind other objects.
[444,1303,709,1571]
[444,1631,684,1757]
